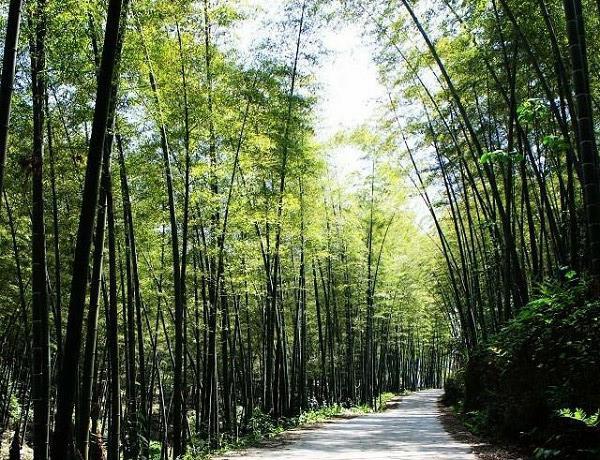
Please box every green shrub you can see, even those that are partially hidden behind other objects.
[297,404,343,425]
[7,394,20,422]
[557,408,600,428]
[377,392,398,408]
[442,372,464,407]
[533,448,563,459]
[149,441,162,460]
[249,408,278,439]
[462,279,600,451]
[462,410,488,435]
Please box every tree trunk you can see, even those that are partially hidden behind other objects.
[0,0,23,195]
[30,1,50,457]
[105,156,121,460]
[52,0,126,457]
[562,0,600,290]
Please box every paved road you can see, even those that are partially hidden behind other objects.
[215,389,477,460]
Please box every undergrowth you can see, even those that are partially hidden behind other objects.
[443,278,600,459]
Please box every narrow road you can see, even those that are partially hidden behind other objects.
[216,389,477,459]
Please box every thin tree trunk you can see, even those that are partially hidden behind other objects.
[30,1,50,457]
[105,156,121,460]
[45,92,62,369]
[76,156,108,460]
[134,17,185,456]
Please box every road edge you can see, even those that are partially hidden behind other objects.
[437,399,530,460]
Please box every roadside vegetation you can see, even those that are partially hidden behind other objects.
[443,279,600,458]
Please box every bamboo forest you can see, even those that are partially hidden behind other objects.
[0,0,599,459]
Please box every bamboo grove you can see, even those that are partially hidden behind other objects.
[353,0,600,349]
[0,1,453,459]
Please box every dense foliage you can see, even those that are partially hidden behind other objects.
[463,281,600,457]
[0,1,451,459]
[1,0,599,458]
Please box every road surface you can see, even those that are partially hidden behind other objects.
[215,389,477,460]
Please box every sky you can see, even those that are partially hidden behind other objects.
[315,22,384,140]
[234,0,385,180]
[316,22,386,181]
[234,1,432,228]
[314,19,432,228]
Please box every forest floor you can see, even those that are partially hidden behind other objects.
[214,389,477,459]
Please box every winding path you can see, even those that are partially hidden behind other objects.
[216,389,477,460]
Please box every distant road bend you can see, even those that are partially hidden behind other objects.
[216,389,477,460]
